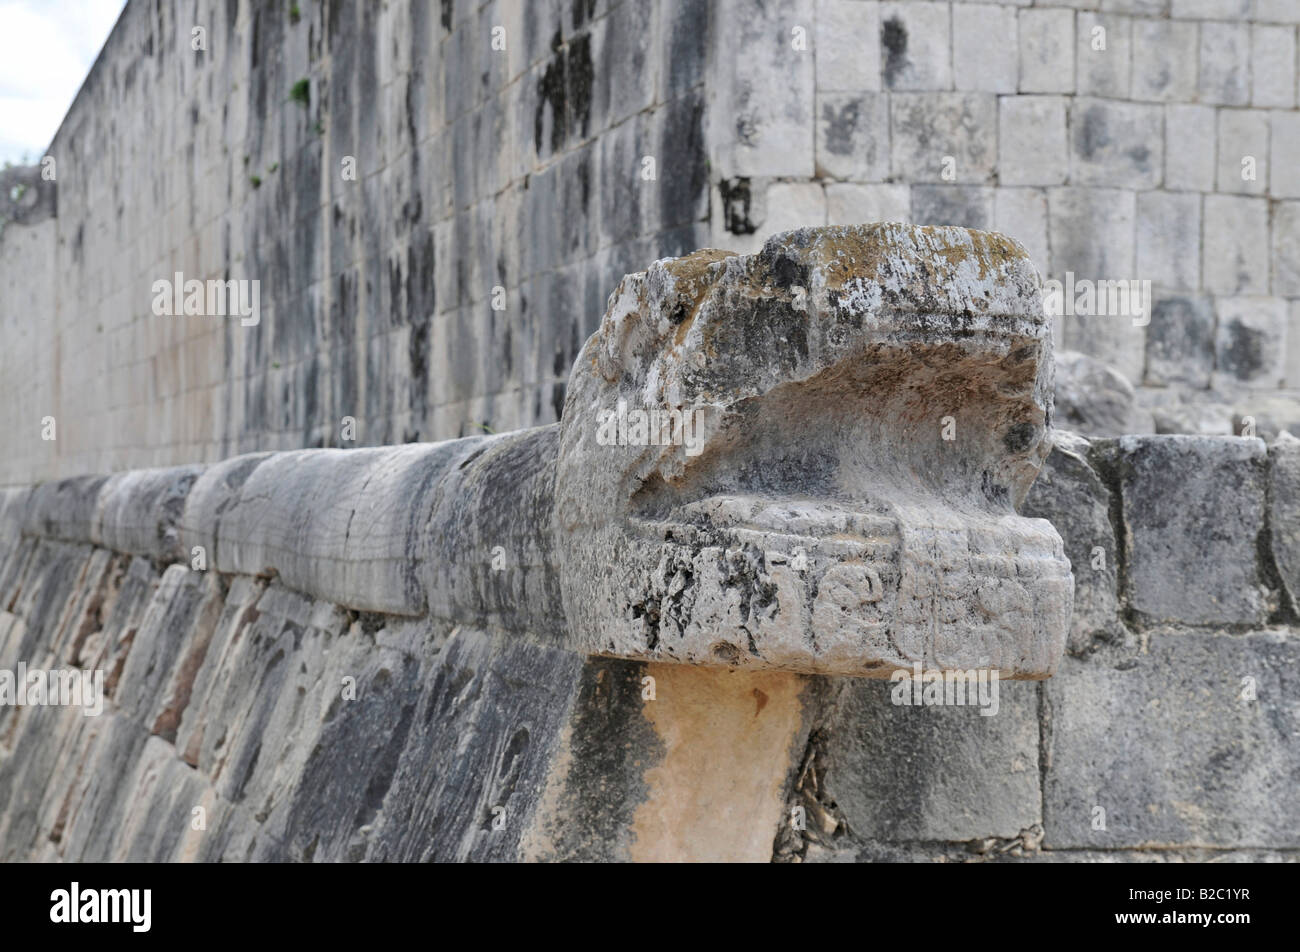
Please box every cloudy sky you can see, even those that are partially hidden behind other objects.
[0,0,125,166]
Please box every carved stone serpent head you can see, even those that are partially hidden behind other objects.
[555,223,1072,677]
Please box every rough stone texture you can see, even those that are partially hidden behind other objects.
[816,678,1042,843]
[6,0,1300,485]
[1268,432,1300,617]
[1044,632,1300,849]
[555,224,1071,676]
[1023,432,1122,655]
[1093,435,1274,627]
[2,1,1300,865]
[1053,350,1154,438]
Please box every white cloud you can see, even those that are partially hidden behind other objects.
[0,0,125,165]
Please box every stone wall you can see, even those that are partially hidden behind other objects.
[7,0,1300,485]
[0,427,1295,861]
[1,0,711,485]
[712,0,1300,420]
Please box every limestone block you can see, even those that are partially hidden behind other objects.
[1198,22,1250,106]
[1216,109,1269,196]
[1270,112,1300,199]
[1252,24,1296,109]
[176,452,274,567]
[1271,201,1300,296]
[1165,105,1216,191]
[825,183,911,226]
[1202,196,1269,296]
[880,2,952,91]
[92,464,205,562]
[911,185,994,229]
[1076,12,1131,99]
[24,476,110,545]
[1018,8,1075,94]
[815,0,881,92]
[1069,99,1162,189]
[212,442,483,616]
[1214,297,1287,389]
[993,188,1049,278]
[555,223,1072,677]
[1269,433,1300,616]
[815,92,889,181]
[1131,20,1197,102]
[890,93,997,183]
[1136,191,1200,292]
[999,95,1068,187]
[1144,295,1215,388]
[709,0,815,177]
[1044,632,1300,849]
[952,4,1018,93]
[820,678,1042,842]
[114,565,224,730]
[1023,431,1121,654]
[1093,435,1272,627]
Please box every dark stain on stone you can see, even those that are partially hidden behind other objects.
[534,29,593,156]
[544,659,664,861]
[720,178,756,235]
[822,99,859,155]
[572,0,598,30]
[882,17,909,88]
[1075,105,1109,160]
[1219,319,1267,380]
[1004,422,1039,454]
[659,91,707,229]
[440,0,453,32]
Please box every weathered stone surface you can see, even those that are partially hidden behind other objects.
[817,678,1042,843]
[556,223,1072,677]
[1092,435,1273,627]
[1053,350,1153,438]
[1144,295,1215,388]
[1023,432,1122,654]
[93,465,206,562]
[1268,433,1300,617]
[1044,632,1300,849]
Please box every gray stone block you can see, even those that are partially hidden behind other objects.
[1203,196,1270,296]
[999,95,1068,186]
[1022,431,1122,655]
[1215,297,1287,389]
[910,185,993,229]
[1076,12,1131,98]
[1216,109,1269,196]
[819,678,1042,842]
[1044,632,1300,849]
[815,93,890,181]
[1198,22,1250,106]
[816,0,881,92]
[1252,24,1296,109]
[1069,99,1162,189]
[93,465,206,563]
[1136,191,1200,291]
[1144,295,1215,388]
[1272,201,1300,296]
[880,1,952,92]
[1131,19,1197,102]
[890,93,997,183]
[1094,435,1273,627]
[952,3,1018,93]
[1269,433,1300,616]
[1018,8,1075,94]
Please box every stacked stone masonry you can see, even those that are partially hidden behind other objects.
[0,423,1295,861]
[7,0,1300,484]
